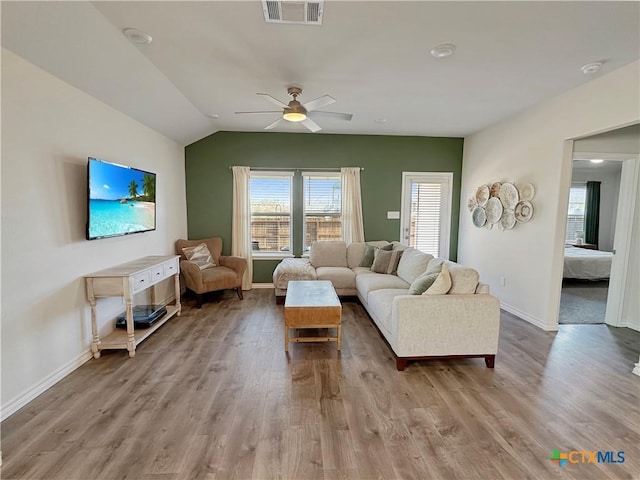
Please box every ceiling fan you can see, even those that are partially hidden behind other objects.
[235,86,353,133]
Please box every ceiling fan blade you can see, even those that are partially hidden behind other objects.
[235,110,282,115]
[303,95,336,112]
[301,117,322,133]
[265,118,284,130]
[308,111,353,121]
[257,93,288,108]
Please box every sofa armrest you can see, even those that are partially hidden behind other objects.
[391,294,500,357]
[219,255,248,279]
[179,260,204,292]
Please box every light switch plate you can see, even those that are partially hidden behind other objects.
[387,211,400,219]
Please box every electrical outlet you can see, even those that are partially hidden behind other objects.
[500,276,506,287]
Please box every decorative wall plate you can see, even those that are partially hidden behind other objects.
[485,197,503,224]
[499,183,519,209]
[490,182,502,198]
[475,185,490,206]
[485,221,493,230]
[467,197,478,212]
[472,206,487,227]
[500,209,516,230]
[519,183,535,201]
[514,200,534,222]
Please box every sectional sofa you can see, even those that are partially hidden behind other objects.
[273,240,501,370]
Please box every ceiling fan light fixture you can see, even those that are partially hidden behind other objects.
[283,111,307,122]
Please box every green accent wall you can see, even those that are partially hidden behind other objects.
[185,131,464,282]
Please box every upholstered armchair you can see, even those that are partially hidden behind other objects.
[175,237,247,308]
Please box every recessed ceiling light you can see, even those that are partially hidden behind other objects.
[374,118,388,124]
[123,28,153,45]
[581,62,603,75]
[430,44,456,58]
[205,114,220,119]
[590,159,604,164]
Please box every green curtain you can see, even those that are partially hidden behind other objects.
[584,181,601,246]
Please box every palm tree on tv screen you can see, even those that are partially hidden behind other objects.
[142,173,156,202]
[128,180,139,200]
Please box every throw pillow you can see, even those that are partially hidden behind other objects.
[424,263,451,295]
[360,242,392,268]
[182,243,216,270]
[359,244,376,267]
[408,271,440,295]
[371,248,403,275]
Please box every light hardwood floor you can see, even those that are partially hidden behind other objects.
[2,289,639,480]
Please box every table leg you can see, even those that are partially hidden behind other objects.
[89,297,101,359]
[125,298,135,358]
[174,273,181,315]
[284,325,289,352]
[337,324,342,351]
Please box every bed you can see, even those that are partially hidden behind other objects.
[563,245,613,280]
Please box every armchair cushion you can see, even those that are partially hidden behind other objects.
[181,243,215,270]
[176,237,222,265]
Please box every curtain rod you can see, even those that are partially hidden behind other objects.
[229,166,363,171]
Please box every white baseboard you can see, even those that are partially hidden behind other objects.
[1,349,93,422]
[633,362,640,377]
[500,302,558,331]
[251,283,274,289]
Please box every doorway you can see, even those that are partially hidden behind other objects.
[559,158,622,324]
[562,123,640,328]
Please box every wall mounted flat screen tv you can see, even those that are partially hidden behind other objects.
[86,157,156,240]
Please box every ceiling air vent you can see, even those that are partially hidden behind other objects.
[263,0,324,25]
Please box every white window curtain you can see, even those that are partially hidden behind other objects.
[340,167,365,243]
[232,166,252,290]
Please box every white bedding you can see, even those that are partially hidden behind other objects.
[563,246,612,280]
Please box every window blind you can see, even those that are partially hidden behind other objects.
[410,182,441,257]
[303,172,342,250]
[250,173,293,253]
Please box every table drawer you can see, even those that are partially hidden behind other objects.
[163,258,179,277]
[132,270,151,292]
[151,265,165,283]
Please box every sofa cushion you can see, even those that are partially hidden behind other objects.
[310,241,347,268]
[315,267,356,289]
[371,248,402,274]
[182,243,216,270]
[391,241,409,251]
[426,257,445,272]
[425,263,452,295]
[396,247,433,284]
[367,288,410,335]
[447,264,480,294]
[408,270,440,295]
[356,273,410,299]
[352,266,376,276]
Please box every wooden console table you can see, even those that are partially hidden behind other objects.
[85,255,181,358]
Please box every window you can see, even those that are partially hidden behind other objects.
[303,172,342,252]
[250,172,293,254]
[566,184,586,243]
[400,172,453,258]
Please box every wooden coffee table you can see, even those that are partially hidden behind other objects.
[284,280,342,351]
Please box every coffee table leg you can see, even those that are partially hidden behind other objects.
[285,325,289,352]
[337,324,342,351]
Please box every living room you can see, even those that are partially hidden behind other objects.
[2,1,639,478]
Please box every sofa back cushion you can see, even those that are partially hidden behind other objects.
[310,241,348,268]
[396,247,433,284]
[347,242,367,268]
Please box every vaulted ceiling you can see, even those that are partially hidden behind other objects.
[2,1,639,145]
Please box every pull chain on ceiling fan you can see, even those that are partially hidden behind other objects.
[235,86,353,133]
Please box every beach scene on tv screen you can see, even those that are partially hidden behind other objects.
[88,160,156,238]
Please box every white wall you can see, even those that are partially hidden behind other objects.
[459,60,639,331]
[570,166,621,252]
[1,49,188,419]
